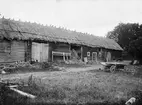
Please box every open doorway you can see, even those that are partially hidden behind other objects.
[70,45,81,59]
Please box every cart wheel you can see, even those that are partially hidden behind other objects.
[110,65,116,72]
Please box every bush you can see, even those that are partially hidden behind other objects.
[40,62,51,69]
[123,65,142,76]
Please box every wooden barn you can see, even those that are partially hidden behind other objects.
[0,18,123,63]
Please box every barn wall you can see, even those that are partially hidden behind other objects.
[0,40,12,62]
[98,48,108,62]
[48,42,70,62]
[110,50,122,60]
[98,48,113,62]
[48,42,54,62]
[52,42,70,52]
[25,41,32,62]
[82,47,121,62]
[101,49,122,61]
[0,40,122,63]
[82,46,98,61]
[11,41,26,62]
[0,40,27,62]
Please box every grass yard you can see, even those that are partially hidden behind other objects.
[1,68,142,105]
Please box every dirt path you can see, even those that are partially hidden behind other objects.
[66,64,103,72]
[0,64,103,80]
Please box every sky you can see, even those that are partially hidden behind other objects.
[0,0,142,37]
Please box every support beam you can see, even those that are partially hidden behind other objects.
[52,52,53,62]
[66,54,68,61]
[63,52,65,61]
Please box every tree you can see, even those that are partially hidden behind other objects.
[106,23,142,63]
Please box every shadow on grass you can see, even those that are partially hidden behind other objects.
[3,89,142,105]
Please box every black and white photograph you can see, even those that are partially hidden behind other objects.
[0,0,142,105]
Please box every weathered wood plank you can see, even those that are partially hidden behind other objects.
[10,87,36,99]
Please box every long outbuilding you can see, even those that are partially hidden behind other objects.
[0,17,123,63]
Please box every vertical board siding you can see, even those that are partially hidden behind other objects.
[25,41,32,62]
[54,43,70,53]
[48,42,54,62]
[32,42,41,62]
[41,44,49,62]
[83,46,98,59]
[11,41,25,62]
[0,53,11,62]
[0,40,26,62]
[0,40,11,62]
[32,42,49,62]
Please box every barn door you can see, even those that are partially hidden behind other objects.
[40,43,49,62]
[32,42,40,62]
[32,42,49,62]
[92,52,97,62]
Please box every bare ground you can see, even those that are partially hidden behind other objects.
[0,64,103,80]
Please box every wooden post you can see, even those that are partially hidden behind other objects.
[52,51,53,62]
[95,52,98,63]
[66,54,68,61]
[29,41,32,62]
[63,53,65,61]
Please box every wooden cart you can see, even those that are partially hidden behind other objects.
[101,61,129,72]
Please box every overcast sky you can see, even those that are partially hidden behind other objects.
[0,0,142,37]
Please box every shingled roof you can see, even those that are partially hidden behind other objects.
[0,18,123,51]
